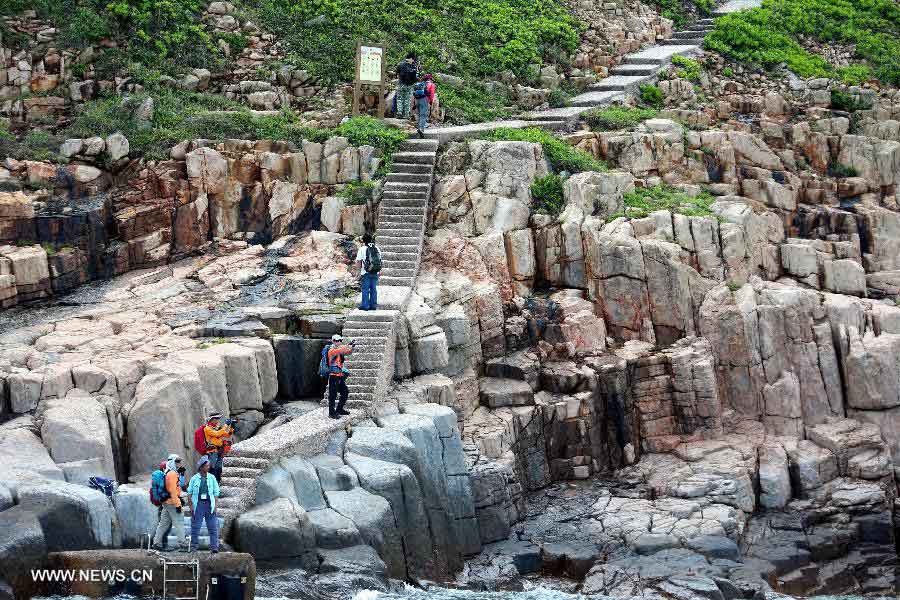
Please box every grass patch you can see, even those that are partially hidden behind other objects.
[63,91,407,161]
[586,106,658,131]
[438,84,513,125]
[251,0,580,86]
[828,162,859,178]
[483,127,606,173]
[830,89,873,112]
[705,0,900,85]
[621,185,717,219]
[530,174,565,215]
[0,121,62,162]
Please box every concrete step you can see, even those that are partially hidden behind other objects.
[381,246,420,255]
[522,105,594,124]
[588,74,654,92]
[347,361,382,371]
[219,476,255,488]
[383,182,431,194]
[348,392,374,403]
[392,163,434,175]
[341,329,390,339]
[381,191,429,201]
[382,259,417,269]
[386,172,432,184]
[382,267,416,278]
[398,139,439,153]
[677,27,712,35]
[380,236,421,246]
[696,18,714,25]
[345,309,396,322]
[223,467,262,478]
[379,209,426,217]
[223,456,268,470]
[347,377,377,388]
[392,151,436,165]
[379,217,425,228]
[378,275,415,287]
[609,63,659,76]
[623,45,699,64]
[661,37,703,46]
[381,250,418,259]
[569,90,631,108]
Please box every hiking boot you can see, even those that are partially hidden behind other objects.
[328,412,339,419]
[337,409,351,416]
[417,128,424,139]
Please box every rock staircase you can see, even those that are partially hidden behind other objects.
[217,138,437,539]
[661,17,715,46]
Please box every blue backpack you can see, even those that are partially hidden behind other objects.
[318,344,332,377]
[413,81,427,99]
[150,469,170,506]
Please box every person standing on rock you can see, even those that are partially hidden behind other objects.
[356,232,381,310]
[203,413,234,483]
[187,456,221,553]
[326,334,355,419]
[152,454,188,552]
[396,52,419,120]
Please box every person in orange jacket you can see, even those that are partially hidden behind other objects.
[152,454,188,551]
[326,334,355,419]
[204,413,234,483]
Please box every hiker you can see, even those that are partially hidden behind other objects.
[396,52,419,119]
[152,454,188,552]
[202,413,234,483]
[356,233,381,310]
[326,334,355,419]
[150,458,187,550]
[187,456,221,554]
[414,73,437,137]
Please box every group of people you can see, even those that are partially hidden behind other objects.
[395,52,437,137]
[149,413,234,552]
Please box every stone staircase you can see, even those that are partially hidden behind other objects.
[661,17,715,45]
[218,138,437,539]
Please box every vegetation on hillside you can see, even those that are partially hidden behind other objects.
[0,0,220,73]
[483,128,606,173]
[60,89,406,161]
[251,0,580,85]
[705,0,900,85]
[530,174,565,215]
[612,185,717,220]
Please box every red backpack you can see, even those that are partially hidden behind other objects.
[194,426,207,455]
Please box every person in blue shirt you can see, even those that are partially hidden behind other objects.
[187,456,221,553]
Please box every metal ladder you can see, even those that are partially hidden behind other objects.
[162,558,200,600]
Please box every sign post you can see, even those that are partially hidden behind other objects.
[352,41,387,118]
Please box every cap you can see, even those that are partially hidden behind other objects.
[197,455,210,469]
[331,334,343,342]
[207,412,222,422]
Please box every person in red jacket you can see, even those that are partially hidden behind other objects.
[326,334,355,419]
[414,74,437,138]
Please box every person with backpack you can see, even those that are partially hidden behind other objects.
[187,456,221,553]
[151,454,188,552]
[150,458,187,550]
[395,52,419,120]
[326,334,355,419]
[355,232,381,310]
[413,74,437,138]
[196,412,234,483]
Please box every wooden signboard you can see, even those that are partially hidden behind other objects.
[352,41,387,118]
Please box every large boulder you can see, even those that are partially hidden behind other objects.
[234,498,316,562]
[41,396,116,478]
[213,343,264,412]
[0,428,64,493]
[325,487,406,579]
[0,506,47,590]
[17,481,115,550]
[112,483,159,547]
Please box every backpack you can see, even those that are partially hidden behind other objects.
[149,470,169,506]
[194,425,208,455]
[413,81,427,99]
[89,476,116,498]
[398,61,418,85]
[318,343,332,377]
[364,246,382,274]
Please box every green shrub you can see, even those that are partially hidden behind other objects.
[672,55,702,82]
[639,84,664,109]
[705,0,900,85]
[251,0,580,86]
[695,0,716,15]
[622,185,717,219]
[828,162,859,178]
[217,32,249,55]
[484,127,606,173]
[830,89,873,112]
[655,0,688,28]
[339,180,376,205]
[722,67,734,77]
[530,174,565,215]
[548,87,570,109]
[586,106,658,131]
